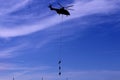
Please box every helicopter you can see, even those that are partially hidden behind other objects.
[49,3,73,16]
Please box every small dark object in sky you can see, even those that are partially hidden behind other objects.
[59,66,61,70]
[13,77,14,80]
[58,60,61,64]
[59,72,61,75]
[49,3,73,16]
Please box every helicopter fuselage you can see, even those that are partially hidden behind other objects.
[49,5,70,16]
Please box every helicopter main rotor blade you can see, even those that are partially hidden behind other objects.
[67,9,74,10]
[57,2,63,7]
[65,5,74,8]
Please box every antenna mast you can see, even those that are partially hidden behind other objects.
[13,77,15,80]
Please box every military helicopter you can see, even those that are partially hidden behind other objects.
[49,3,73,16]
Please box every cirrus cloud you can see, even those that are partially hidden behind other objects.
[0,0,119,38]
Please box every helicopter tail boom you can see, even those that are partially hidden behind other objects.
[49,5,58,11]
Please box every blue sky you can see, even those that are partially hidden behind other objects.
[0,0,120,80]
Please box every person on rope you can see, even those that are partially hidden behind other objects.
[59,72,61,76]
[58,60,61,64]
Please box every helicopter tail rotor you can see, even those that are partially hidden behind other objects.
[48,4,53,10]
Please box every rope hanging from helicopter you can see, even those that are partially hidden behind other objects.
[49,0,64,78]
[58,14,63,77]
[48,0,73,79]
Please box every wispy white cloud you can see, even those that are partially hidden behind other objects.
[0,43,27,58]
[0,0,119,38]
[72,0,120,17]
[0,63,51,80]
[0,63,51,71]
[0,0,30,15]
[1,70,120,80]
